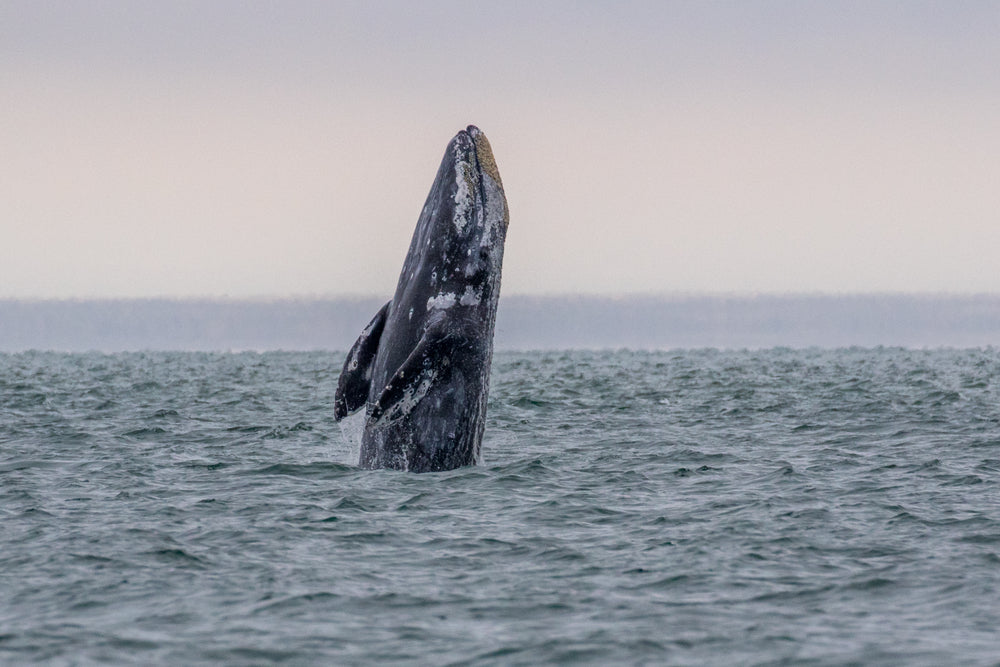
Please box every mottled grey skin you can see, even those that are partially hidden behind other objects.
[333,126,509,472]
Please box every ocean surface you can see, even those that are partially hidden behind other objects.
[2,349,999,665]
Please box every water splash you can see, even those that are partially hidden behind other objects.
[336,410,366,466]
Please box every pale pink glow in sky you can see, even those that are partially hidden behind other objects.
[2,2,999,297]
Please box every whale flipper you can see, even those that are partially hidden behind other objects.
[369,319,461,426]
[334,300,391,420]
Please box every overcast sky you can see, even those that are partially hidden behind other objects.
[2,1,998,298]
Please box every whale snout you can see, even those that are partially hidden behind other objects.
[449,126,503,189]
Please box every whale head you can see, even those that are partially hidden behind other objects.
[397,125,509,319]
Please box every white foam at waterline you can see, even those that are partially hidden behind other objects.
[337,410,366,465]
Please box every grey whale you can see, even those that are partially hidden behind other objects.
[334,125,509,472]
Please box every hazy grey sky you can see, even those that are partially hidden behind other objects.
[2,1,998,297]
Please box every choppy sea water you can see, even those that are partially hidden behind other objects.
[2,349,999,666]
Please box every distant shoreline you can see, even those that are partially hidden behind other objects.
[2,294,999,351]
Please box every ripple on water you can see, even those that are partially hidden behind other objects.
[1,349,999,664]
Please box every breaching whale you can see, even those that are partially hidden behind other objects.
[334,125,509,472]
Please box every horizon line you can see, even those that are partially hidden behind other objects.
[3,291,1000,303]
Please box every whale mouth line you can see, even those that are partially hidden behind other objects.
[460,126,484,182]
[469,134,487,216]
[463,125,503,190]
